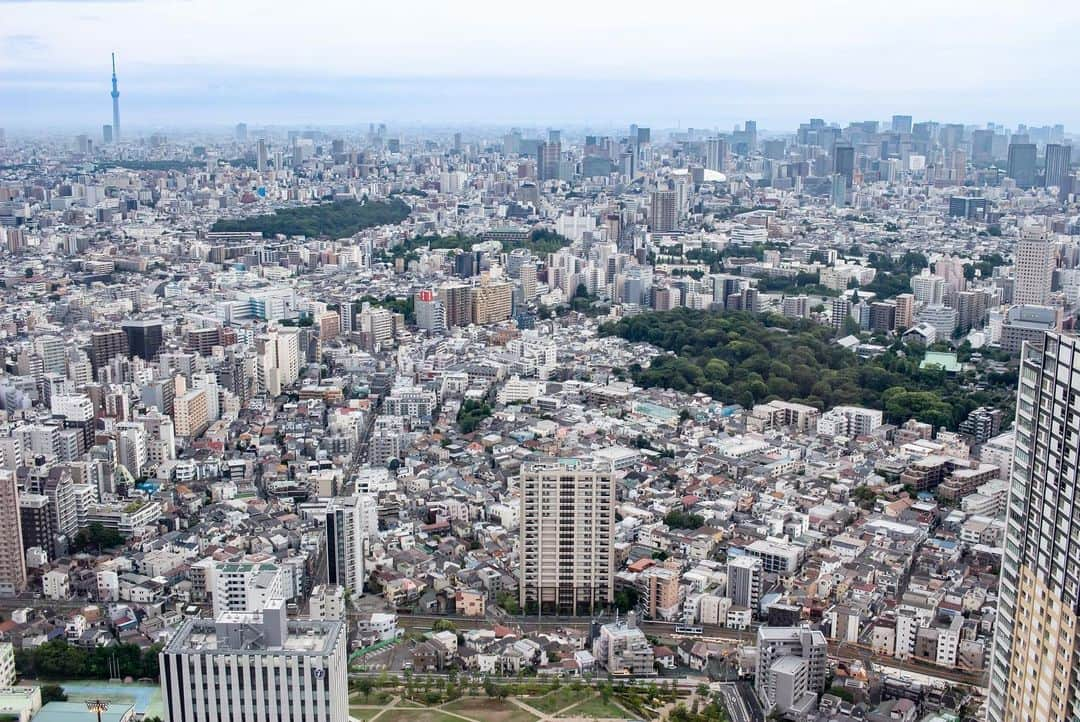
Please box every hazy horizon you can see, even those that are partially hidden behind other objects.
[2,0,1079,133]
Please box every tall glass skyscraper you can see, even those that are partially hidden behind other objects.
[988,332,1080,721]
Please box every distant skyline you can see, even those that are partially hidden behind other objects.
[2,0,1078,131]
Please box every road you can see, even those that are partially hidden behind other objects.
[384,613,985,687]
[713,683,751,722]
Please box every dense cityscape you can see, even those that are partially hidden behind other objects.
[0,39,1079,722]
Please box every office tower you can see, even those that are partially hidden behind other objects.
[519,458,615,615]
[649,189,678,232]
[830,174,847,207]
[972,129,995,164]
[102,125,113,144]
[503,129,521,155]
[454,250,481,278]
[211,560,285,618]
[744,120,757,152]
[256,139,267,172]
[1014,228,1054,305]
[326,496,376,595]
[728,556,763,613]
[110,53,120,142]
[755,627,828,715]
[891,114,913,134]
[0,470,26,596]
[89,329,128,372]
[160,601,347,722]
[948,196,988,221]
[537,139,561,181]
[1006,142,1037,188]
[121,319,163,362]
[833,145,855,187]
[706,137,729,172]
[1045,143,1072,189]
[235,122,248,141]
[988,332,1080,722]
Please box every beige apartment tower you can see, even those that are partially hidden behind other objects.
[0,470,26,596]
[519,458,615,615]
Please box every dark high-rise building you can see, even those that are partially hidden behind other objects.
[834,145,855,187]
[891,115,913,134]
[972,129,995,164]
[537,140,561,181]
[454,251,481,278]
[1006,142,1037,188]
[121,319,163,362]
[19,493,57,560]
[438,284,471,328]
[868,301,897,332]
[948,196,988,221]
[89,329,128,372]
[1045,143,1072,189]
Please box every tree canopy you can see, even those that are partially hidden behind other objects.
[457,399,492,434]
[600,308,1014,430]
[211,198,410,239]
[16,640,161,680]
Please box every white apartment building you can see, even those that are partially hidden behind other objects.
[211,561,286,618]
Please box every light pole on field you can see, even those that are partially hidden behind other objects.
[86,699,110,722]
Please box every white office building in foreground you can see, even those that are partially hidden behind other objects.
[160,599,346,722]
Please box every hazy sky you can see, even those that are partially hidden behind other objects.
[2,0,1078,132]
